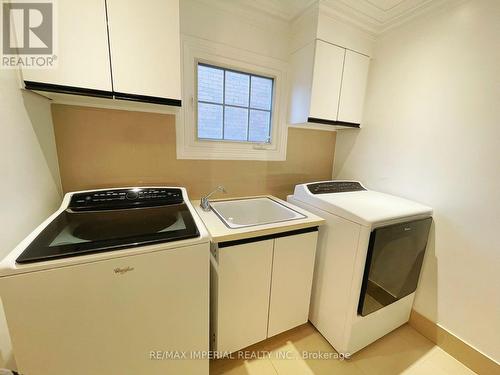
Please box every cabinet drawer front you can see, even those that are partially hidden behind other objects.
[106,0,181,100]
[309,40,345,121]
[216,239,273,353]
[268,231,318,337]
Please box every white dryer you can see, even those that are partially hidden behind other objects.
[288,181,432,355]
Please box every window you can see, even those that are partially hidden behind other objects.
[178,37,288,161]
[197,63,274,143]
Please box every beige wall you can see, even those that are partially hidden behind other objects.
[0,69,62,369]
[334,0,500,363]
[52,104,335,199]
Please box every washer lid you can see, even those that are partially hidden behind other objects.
[293,181,432,226]
[0,187,210,277]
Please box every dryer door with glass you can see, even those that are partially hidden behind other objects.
[358,217,432,316]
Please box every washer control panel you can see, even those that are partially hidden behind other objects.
[307,181,366,194]
[69,188,183,211]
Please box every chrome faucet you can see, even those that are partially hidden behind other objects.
[200,186,226,211]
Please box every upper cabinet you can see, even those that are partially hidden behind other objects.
[337,50,370,125]
[106,0,181,104]
[289,39,370,128]
[309,40,345,123]
[22,0,181,107]
[23,0,112,96]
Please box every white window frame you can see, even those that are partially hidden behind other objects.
[176,36,288,160]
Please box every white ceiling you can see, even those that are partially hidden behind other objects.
[236,0,449,34]
[208,0,450,35]
[321,0,452,32]
[365,0,408,11]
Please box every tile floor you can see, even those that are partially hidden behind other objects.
[210,323,476,375]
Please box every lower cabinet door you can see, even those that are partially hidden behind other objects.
[268,231,318,337]
[216,239,273,354]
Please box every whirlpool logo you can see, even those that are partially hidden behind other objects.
[1,0,57,68]
[114,266,135,275]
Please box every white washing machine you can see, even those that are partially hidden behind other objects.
[0,187,210,375]
[288,181,432,355]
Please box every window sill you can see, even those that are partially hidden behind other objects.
[176,113,286,161]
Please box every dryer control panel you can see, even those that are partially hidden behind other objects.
[307,181,366,194]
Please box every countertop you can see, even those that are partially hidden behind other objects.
[192,195,325,243]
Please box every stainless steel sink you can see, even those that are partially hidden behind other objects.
[210,197,306,229]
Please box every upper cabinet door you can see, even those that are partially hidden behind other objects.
[106,0,181,102]
[337,50,370,125]
[309,40,345,121]
[22,0,112,92]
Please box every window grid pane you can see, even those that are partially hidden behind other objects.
[250,76,273,110]
[249,109,271,142]
[224,106,248,141]
[197,63,273,143]
[198,65,224,104]
[225,71,250,107]
[198,102,223,139]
